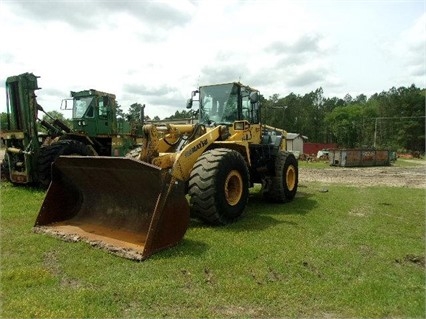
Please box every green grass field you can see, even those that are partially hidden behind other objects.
[1,175,425,318]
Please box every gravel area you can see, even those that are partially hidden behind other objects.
[299,161,426,189]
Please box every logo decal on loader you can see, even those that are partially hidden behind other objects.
[185,139,208,157]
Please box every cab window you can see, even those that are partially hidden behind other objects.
[98,99,108,119]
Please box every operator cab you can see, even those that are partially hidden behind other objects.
[69,89,117,135]
[187,82,260,126]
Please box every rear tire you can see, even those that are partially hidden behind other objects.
[188,148,249,225]
[38,140,94,187]
[1,156,10,182]
[263,151,298,202]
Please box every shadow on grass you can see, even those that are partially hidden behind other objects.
[188,190,318,233]
[246,188,317,221]
[247,190,317,216]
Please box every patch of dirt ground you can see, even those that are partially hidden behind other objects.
[299,161,426,188]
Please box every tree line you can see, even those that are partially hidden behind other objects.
[1,84,424,153]
[260,85,425,153]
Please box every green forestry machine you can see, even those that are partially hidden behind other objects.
[1,72,143,186]
[34,81,299,261]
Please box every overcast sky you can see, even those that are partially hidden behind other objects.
[0,0,424,119]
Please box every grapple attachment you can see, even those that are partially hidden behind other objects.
[34,156,190,261]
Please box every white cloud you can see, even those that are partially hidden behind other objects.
[397,12,426,87]
[0,0,424,119]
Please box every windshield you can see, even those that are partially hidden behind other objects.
[73,97,93,118]
[199,83,238,125]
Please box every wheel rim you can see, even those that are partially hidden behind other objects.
[286,165,296,191]
[224,170,243,206]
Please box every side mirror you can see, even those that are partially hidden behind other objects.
[186,98,193,109]
[60,99,73,110]
[249,92,259,103]
[140,104,145,123]
[186,90,199,109]
[60,100,66,110]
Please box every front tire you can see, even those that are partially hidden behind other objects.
[38,140,94,187]
[263,151,298,202]
[188,148,250,225]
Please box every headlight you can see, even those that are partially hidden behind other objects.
[234,121,250,131]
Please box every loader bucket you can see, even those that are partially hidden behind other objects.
[34,156,190,261]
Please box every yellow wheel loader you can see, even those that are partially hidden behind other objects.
[34,82,298,261]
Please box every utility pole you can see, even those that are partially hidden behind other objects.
[374,118,378,148]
